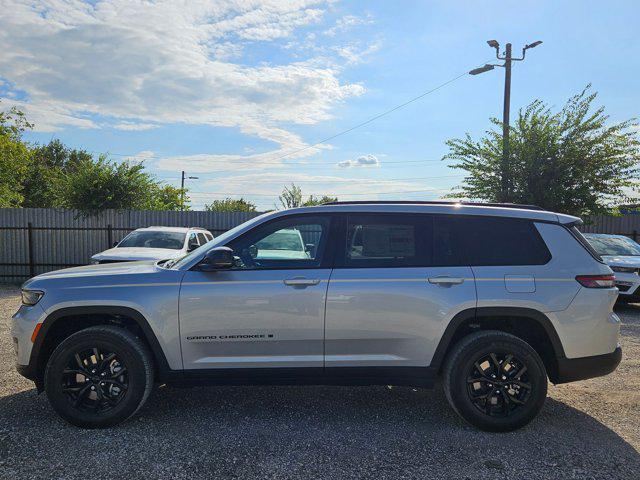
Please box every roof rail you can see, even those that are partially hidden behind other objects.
[321,200,545,211]
[145,226,208,230]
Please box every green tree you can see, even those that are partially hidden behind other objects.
[444,86,640,216]
[304,195,338,206]
[278,183,337,209]
[144,184,189,211]
[60,156,159,215]
[22,139,92,208]
[0,106,32,207]
[205,197,257,212]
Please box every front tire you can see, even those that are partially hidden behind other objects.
[44,325,154,428]
[443,330,547,432]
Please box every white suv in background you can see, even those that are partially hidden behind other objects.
[583,233,640,301]
[90,226,213,264]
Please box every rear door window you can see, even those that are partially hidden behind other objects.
[343,214,432,267]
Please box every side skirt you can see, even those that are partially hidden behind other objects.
[162,366,437,388]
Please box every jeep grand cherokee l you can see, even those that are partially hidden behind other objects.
[11,202,622,431]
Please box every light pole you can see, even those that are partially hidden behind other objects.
[469,39,543,202]
[180,170,199,212]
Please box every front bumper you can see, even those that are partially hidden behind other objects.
[554,345,622,384]
[613,271,640,298]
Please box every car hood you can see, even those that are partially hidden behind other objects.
[25,261,161,285]
[601,255,640,268]
[91,247,183,261]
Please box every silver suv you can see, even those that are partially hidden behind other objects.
[11,202,622,431]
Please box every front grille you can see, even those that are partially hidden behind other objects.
[616,283,632,292]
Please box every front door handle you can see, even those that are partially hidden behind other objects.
[428,276,465,286]
[284,278,321,287]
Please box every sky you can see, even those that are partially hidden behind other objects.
[1,0,638,210]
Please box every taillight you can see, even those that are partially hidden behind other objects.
[576,274,616,288]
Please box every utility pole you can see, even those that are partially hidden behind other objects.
[469,39,542,202]
[180,170,199,212]
[501,43,512,203]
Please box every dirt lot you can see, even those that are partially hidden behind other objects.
[0,284,638,480]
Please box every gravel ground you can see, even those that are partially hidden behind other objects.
[1,284,638,480]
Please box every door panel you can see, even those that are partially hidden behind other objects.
[325,266,476,367]
[325,213,476,368]
[180,269,330,369]
[179,214,333,370]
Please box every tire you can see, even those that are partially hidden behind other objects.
[44,325,154,428]
[442,330,547,432]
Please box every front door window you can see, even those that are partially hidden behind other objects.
[228,216,330,269]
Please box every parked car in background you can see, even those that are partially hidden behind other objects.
[90,226,213,264]
[583,233,640,301]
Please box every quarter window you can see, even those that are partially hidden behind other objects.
[459,216,551,266]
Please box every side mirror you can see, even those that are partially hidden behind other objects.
[112,241,119,248]
[198,247,234,271]
[187,241,199,252]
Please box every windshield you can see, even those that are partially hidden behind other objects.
[584,234,640,256]
[167,213,269,269]
[118,231,186,250]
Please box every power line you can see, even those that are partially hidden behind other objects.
[187,187,450,198]
[157,173,465,183]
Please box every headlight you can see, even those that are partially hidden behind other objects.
[611,266,638,274]
[21,290,44,306]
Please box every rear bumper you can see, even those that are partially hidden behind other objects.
[554,345,622,384]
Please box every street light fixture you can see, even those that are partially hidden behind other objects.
[469,64,496,75]
[468,39,543,202]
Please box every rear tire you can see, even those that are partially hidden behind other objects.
[44,325,154,428]
[443,330,547,432]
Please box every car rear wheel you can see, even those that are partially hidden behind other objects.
[443,330,547,432]
[44,325,154,428]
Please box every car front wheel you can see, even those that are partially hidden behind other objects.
[44,325,154,428]
[443,330,548,432]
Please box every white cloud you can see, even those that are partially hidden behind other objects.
[332,40,381,65]
[323,14,374,37]
[0,0,364,161]
[113,122,159,131]
[338,154,380,168]
[124,150,155,163]
[0,98,98,131]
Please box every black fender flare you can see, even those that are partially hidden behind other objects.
[29,305,172,382]
[429,306,566,370]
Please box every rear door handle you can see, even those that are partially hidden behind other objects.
[428,276,465,286]
[283,278,321,287]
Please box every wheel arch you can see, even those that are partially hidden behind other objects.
[30,306,171,389]
[431,307,566,384]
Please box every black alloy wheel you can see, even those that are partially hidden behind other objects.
[466,351,531,417]
[443,330,548,432]
[45,325,154,428]
[61,346,129,413]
